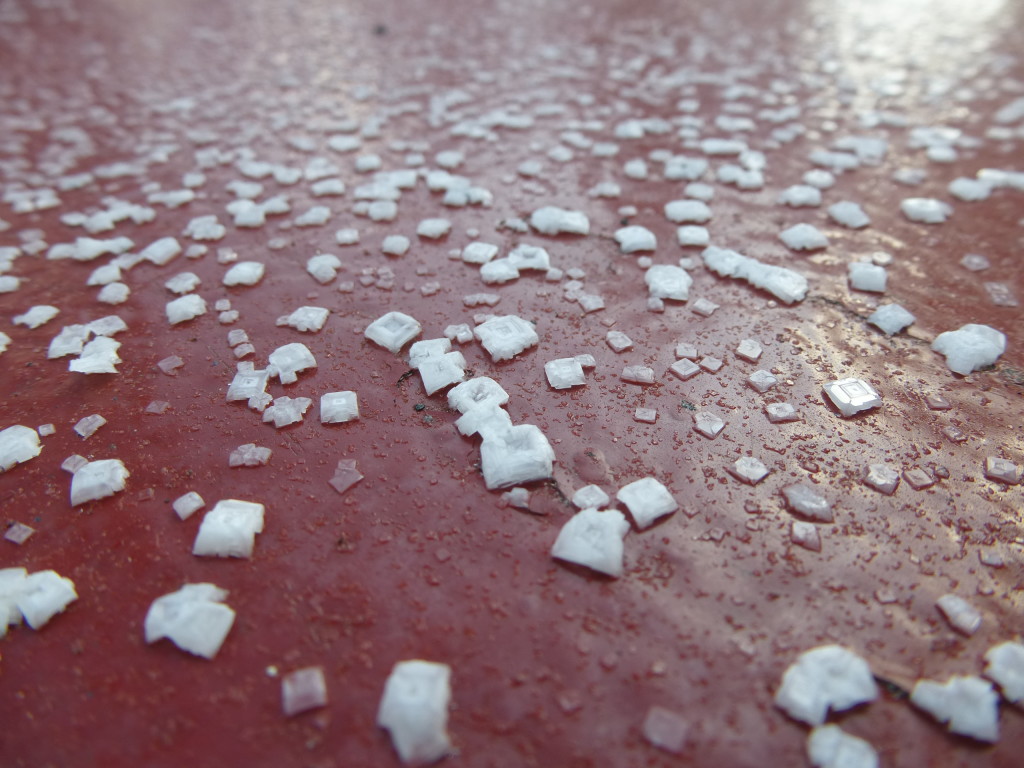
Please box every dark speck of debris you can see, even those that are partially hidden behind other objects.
[374,23,388,36]
[619,217,630,226]
[397,369,416,386]
[413,403,426,412]
[876,677,909,700]
[680,399,696,411]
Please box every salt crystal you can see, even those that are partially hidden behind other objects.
[645,264,692,301]
[783,483,832,521]
[13,305,59,329]
[984,282,1018,307]
[664,199,712,223]
[166,294,207,325]
[295,206,331,227]
[766,402,799,423]
[335,228,360,245]
[778,185,822,207]
[144,583,235,659]
[545,358,585,389]
[576,354,596,368]
[703,246,808,304]
[0,425,43,472]
[164,272,201,295]
[37,424,55,437]
[960,253,990,272]
[417,352,467,395]
[910,676,999,742]
[529,206,589,236]
[141,236,182,266]
[823,378,882,416]
[507,244,550,272]
[145,401,170,415]
[932,324,1006,374]
[572,484,609,510]
[474,315,538,362]
[605,331,633,352]
[462,242,498,264]
[621,365,655,384]
[634,408,657,424]
[780,223,829,251]
[480,259,520,284]
[670,359,701,380]
[267,343,316,384]
[16,570,78,630]
[791,521,822,552]
[936,594,981,636]
[262,396,313,428]
[735,339,763,362]
[73,414,107,438]
[676,225,710,247]
[448,377,509,414]
[282,667,328,716]
[480,424,554,489]
[276,306,329,333]
[4,522,34,545]
[984,642,1024,704]
[307,253,342,284]
[863,464,899,495]
[729,457,769,485]
[97,283,130,305]
[69,336,122,375]
[87,263,121,286]
[774,645,878,725]
[699,356,723,373]
[377,660,453,765]
[70,459,129,505]
[614,226,657,253]
[748,370,778,393]
[172,491,205,520]
[617,477,677,529]
[803,169,835,188]
[551,507,630,577]
[948,178,992,202]
[984,456,1021,485]
[193,499,265,558]
[184,215,226,241]
[444,324,473,344]
[901,198,952,224]
[223,261,265,287]
[365,311,422,354]
[329,459,363,495]
[642,706,689,754]
[868,304,914,335]
[417,218,451,239]
[693,411,726,439]
[157,355,184,375]
[675,342,698,360]
[229,443,272,467]
[848,263,887,292]
[807,725,878,768]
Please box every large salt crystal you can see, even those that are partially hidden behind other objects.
[782,483,833,521]
[69,336,121,374]
[931,324,1006,375]
[282,667,328,716]
[984,642,1024,703]
[827,201,871,229]
[901,198,952,224]
[774,645,878,725]
[70,459,129,505]
[664,199,711,223]
[0,425,42,472]
[614,226,656,253]
[13,305,59,329]
[823,378,882,416]
[616,477,677,529]
[935,594,982,636]
[780,223,829,251]
[276,306,329,332]
[418,352,467,395]
[868,304,915,335]
[545,358,585,389]
[448,377,509,414]
[863,464,899,495]
[365,311,422,354]
[307,253,342,284]
[693,411,726,439]
[645,264,692,301]
[144,583,235,659]
[166,294,207,325]
[807,725,878,768]
[551,507,630,577]
[474,315,538,362]
[267,343,316,384]
[193,499,265,558]
[377,660,453,765]
[910,676,999,742]
[479,424,554,489]
[529,206,589,236]
[141,236,182,266]
[848,263,886,292]
[321,391,359,424]
[223,261,265,287]
[702,246,808,304]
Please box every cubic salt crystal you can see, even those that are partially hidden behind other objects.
[664,199,712,223]
[409,338,451,367]
[141,236,182,266]
[295,205,331,227]
[577,293,605,313]
[5,522,34,545]
[614,226,657,253]
[267,343,316,384]
[37,424,55,437]
[474,315,538,362]
[827,201,871,229]
[226,368,269,402]
[703,246,808,304]
[173,491,205,520]
[778,185,822,207]
[335,228,360,245]
[931,324,1006,375]
[164,272,201,295]
[377,660,453,765]
[448,377,509,414]
[229,443,272,467]
[621,365,655,384]
[307,253,342,284]
[529,206,589,236]
[167,294,207,325]
[675,342,698,360]
[416,218,451,240]
[276,306,329,333]
[936,594,982,636]
[572,484,610,510]
[575,354,596,368]
[807,725,878,768]
[418,353,466,395]
[774,645,878,725]
[645,264,692,300]
[670,359,701,380]
[984,642,1024,703]
[545,358,585,389]
[868,304,914,335]
[782,483,832,521]
[676,225,710,247]
[735,339,762,362]
[462,241,498,264]
[70,459,129,505]
[863,464,899,495]
[282,667,328,716]
[748,370,778,393]
[223,261,265,286]
[507,244,551,271]
[97,283,130,305]
[365,311,422,354]
[848,263,886,292]
[144,583,235,659]
[0,425,42,472]
[642,706,689,755]
[193,499,265,558]
[901,198,952,224]
[551,508,630,577]
[699,356,723,373]
[617,477,677,529]
[823,378,882,416]
[263,396,313,428]
[16,570,78,630]
[455,405,512,440]
[320,391,359,424]
[634,407,657,423]
[227,329,249,348]
[693,411,726,439]
[61,454,88,473]
[606,331,632,352]
[910,676,999,742]
[13,305,59,329]
[792,520,822,552]
[73,414,106,438]
[984,456,1021,485]
[480,259,520,284]
[479,424,554,489]
[780,223,829,251]
[729,457,769,485]
[903,468,935,490]
[329,459,363,495]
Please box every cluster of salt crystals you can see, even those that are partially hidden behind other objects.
[282,667,329,716]
[409,338,467,395]
[0,568,78,635]
[276,306,329,333]
[307,253,342,284]
[774,645,879,725]
[268,342,317,384]
[263,396,312,428]
[807,725,878,768]
[377,660,453,765]
[144,583,235,659]
[910,676,1000,743]
[901,197,952,223]
[70,459,129,506]
[702,246,808,304]
[226,364,271,410]
[365,310,422,354]
[229,443,272,467]
[193,499,265,559]
[931,324,1006,375]
[0,425,43,472]
[474,315,539,362]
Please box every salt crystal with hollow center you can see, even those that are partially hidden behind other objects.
[823,378,882,417]
[910,676,999,742]
[545,358,585,390]
[693,411,726,439]
[903,468,935,490]
[282,667,328,716]
[144,583,234,659]
[365,311,422,354]
[321,392,359,424]
[551,508,630,577]
[774,645,878,725]
[474,315,538,362]
[782,483,832,522]
[699,356,723,373]
[617,477,678,529]
[377,660,453,765]
[936,594,982,636]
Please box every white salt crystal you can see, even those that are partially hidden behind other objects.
[87,263,121,286]
[409,339,451,368]
[167,294,207,325]
[479,424,554,489]
[157,355,184,375]
[417,218,452,239]
[13,305,59,329]
[863,464,899,495]
[377,660,453,765]
[455,405,513,440]
[173,491,205,520]
[736,339,763,362]
[691,298,719,317]
[73,414,106,438]
[901,198,952,224]
[448,377,509,414]
[931,324,1006,375]
[267,342,317,384]
[766,402,799,423]
[551,508,630,577]
[984,642,1024,704]
[0,276,19,294]
[70,336,122,374]
[335,228,360,245]
[617,477,677,529]
[606,331,632,352]
[144,583,235,659]
[984,457,1022,485]
[936,594,982,636]
[16,570,78,630]
[613,226,656,254]
[97,283,130,305]
[307,253,342,284]
[381,235,411,256]
[621,365,655,384]
[868,304,914,335]
[320,391,359,424]
[782,483,832,521]
[676,225,710,247]
[462,242,499,264]
[545,358,585,389]
[365,311,422,354]
[312,178,346,197]
[329,459,363,495]
[693,411,726,439]
[703,246,808,304]
[282,667,328,716]
[480,259,520,284]
[774,645,878,725]
[474,315,538,362]
[807,725,878,768]
[700,357,724,373]
[823,378,882,416]
[910,676,999,743]
[417,353,467,395]
[848,263,886,292]
[792,520,822,552]
[507,244,550,272]
[184,215,226,241]
[803,169,835,188]
[4,522,34,545]
[295,206,331,227]
[70,459,129,505]
[780,223,829,251]
[276,306,329,332]
[529,206,589,236]
[642,706,689,754]
[670,359,701,380]
[778,185,822,207]
[828,201,871,229]
[223,261,265,287]
[664,199,711,223]
[572,484,610,510]
[0,425,42,472]
[263,396,313,428]
[444,324,473,344]
[634,407,657,423]
[37,424,55,437]
[141,236,182,266]
[193,499,265,558]
[645,265,692,301]
[748,370,778,393]
[729,457,769,485]
[164,272,201,295]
